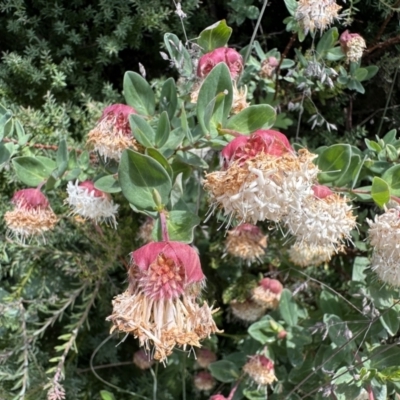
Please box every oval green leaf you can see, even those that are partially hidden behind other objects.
[197,20,232,53]
[12,156,56,186]
[317,144,352,183]
[371,176,390,208]
[123,71,155,116]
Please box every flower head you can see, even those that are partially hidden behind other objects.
[283,185,356,251]
[260,57,279,78]
[197,48,243,79]
[295,0,342,35]
[86,103,138,161]
[107,241,221,361]
[252,278,283,309]
[4,189,58,242]
[225,223,267,263]
[133,349,154,370]
[196,348,217,368]
[367,207,400,286]
[194,371,216,391]
[340,30,366,63]
[288,242,336,267]
[66,180,119,228]
[232,82,249,114]
[230,299,266,323]
[243,355,277,387]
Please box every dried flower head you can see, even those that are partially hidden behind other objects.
[133,349,154,370]
[252,278,283,309]
[243,354,277,387]
[194,371,216,391]
[204,135,318,224]
[284,185,356,251]
[107,241,221,361]
[197,47,243,79]
[196,348,217,368]
[225,223,267,262]
[260,56,279,78]
[4,189,58,242]
[340,30,366,63]
[86,104,138,161]
[137,217,155,243]
[190,81,202,104]
[367,207,400,286]
[288,242,336,267]
[66,180,119,228]
[295,0,342,35]
[230,299,266,323]
[232,82,249,114]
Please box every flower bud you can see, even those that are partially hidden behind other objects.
[277,330,287,340]
[4,189,58,242]
[86,103,138,161]
[312,184,334,199]
[260,56,279,78]
[243,354,277,387]
[252,278,283,309]
[197,48,243,79]
[66,180,119,228]
[194,371,216,391]
[340,30,366,63]
[196,348,217,368]
[133,349,154,370]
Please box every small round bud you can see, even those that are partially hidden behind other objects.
[133,349,154,370]
[194,371,215,391]
[196,348,217,368]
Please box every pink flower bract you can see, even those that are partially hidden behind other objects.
[197,47,243,79]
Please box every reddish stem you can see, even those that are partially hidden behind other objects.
[159,212,170,242]
[367,384,375,400]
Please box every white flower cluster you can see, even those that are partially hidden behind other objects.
[346,36,366,63]
[367,207,400,286]
[66,181,119,228]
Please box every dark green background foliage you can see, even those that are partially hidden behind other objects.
[2,0,400,399]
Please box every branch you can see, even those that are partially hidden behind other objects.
[364,34,400,58]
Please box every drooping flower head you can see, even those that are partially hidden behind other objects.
[230,299,266,323]
[204,131,318,224]
[4,189,58,242]
[133,349,154,370]
[243,354,277,387]
[107,241,221,361]
[66,180,119,228]
[197,47,243,79]
[288,242,336,267]
[196,348,217,368]
[225,223,267,263]
[367,207,400,286]
[194,371,216,392]
[284,185,356,251]
[86,104,138,161]
[252,278,283,309]
[295,0,342,35]
[260,56,279,79]
[340,30,366,63]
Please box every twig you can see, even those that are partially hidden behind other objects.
[372,0,400,44]
[18,302,30,399]
[364,34,400,58]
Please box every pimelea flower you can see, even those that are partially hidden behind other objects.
[4,189,58,243]
[133,349,154,370]
[197,47,243,80]
[86,104,138,161]
[243,355,277,387]
[367,207,400,286]
[204,130,318,225]
[196,348,217,368]
[284,185,356,252]
[260,57,279,79]
[232,82,249,114]
[252,278,283,309]
[340,30,366,63]
[230,299,266,323]
[288,242,336,267]
[194,371,216,391]
[225,223,267,263]
[295,0,342,35]
[107,241,221,362]
[66,180,119,228]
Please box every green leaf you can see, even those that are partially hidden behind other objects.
[208,360,240,383]
[146,148,173,178]
[243,388,267,400]
[94,175,121,193]
[12,156,56,186]
[363,65,379,81]
[380,308,400,336]
[319,290,343,317]
[284,0,298,15]
[355,68,368,81]
[197,20,232,53]
[323,314,353,348]
[0,142,12,165]
[118,149,172,211]
[279,289,298,326]
[371,176,390,208]
[371,346,400,369]
[326,47,345,61]
[382,129,397,144]
[0,111,13,141]
[352,257,369,282]
[197,63,233,135]
[334,154,361,186]
[155,111,171,149]
[316,28,339,59]
[129,114,156,148]
[286,326,312,367]
[382,165,400,196]
[164,33,193,78]
[248,316,283,344]
[163,208,200,243]
[225,105,276,134]
[100,390,116,400]
[123,71,155,116]
[317,144,352,183]
[56,138,68,176]
[158,128,185,158]
[175,150,208,169]
[159,78,177,119]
